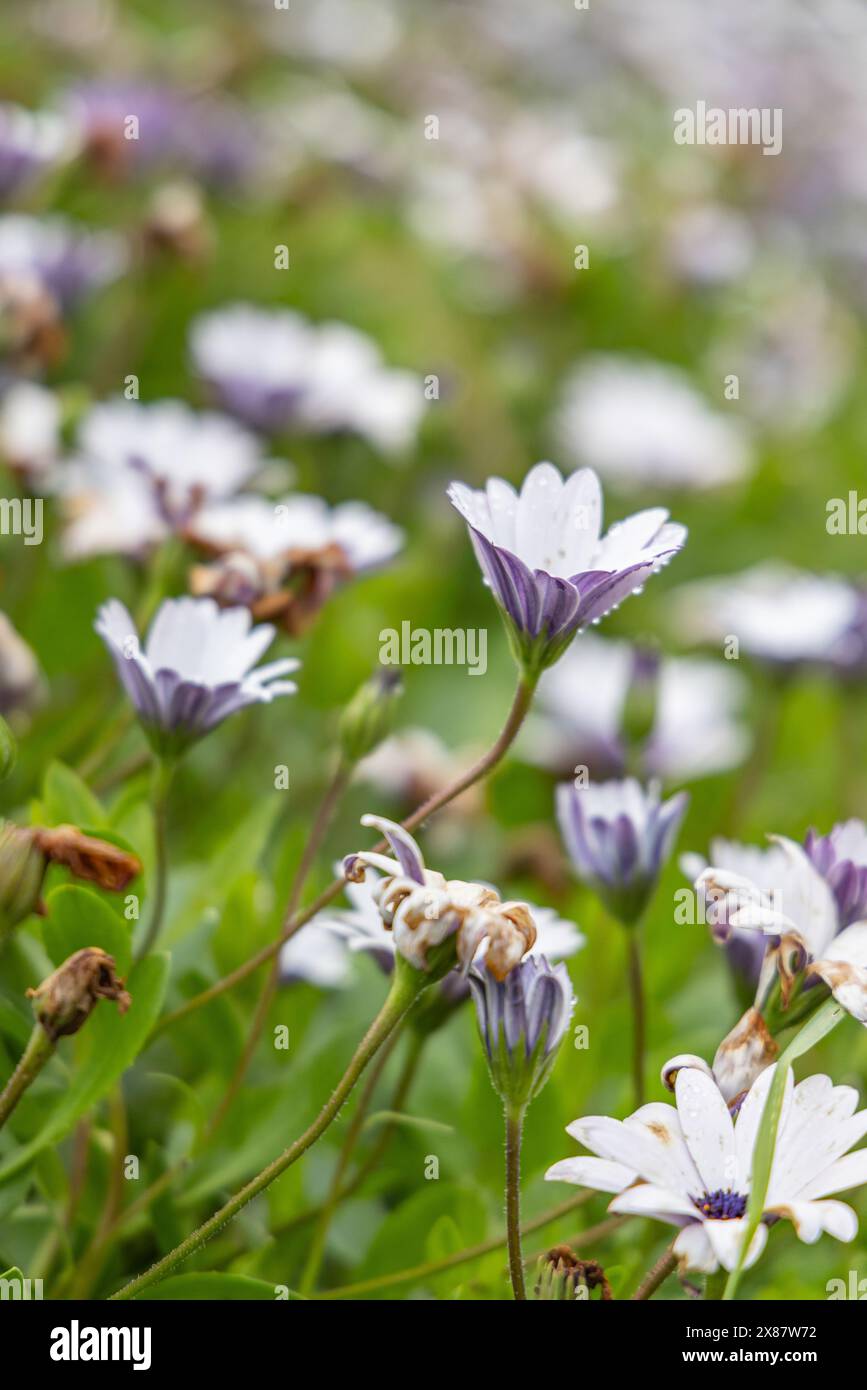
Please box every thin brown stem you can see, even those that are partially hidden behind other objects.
[630,1246,677,1300]
[317,1191,603,1300]
[152,675,535,1038]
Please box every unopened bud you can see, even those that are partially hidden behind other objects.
[338,668,403,765]
[27,947,131,1042]
[533,1247,611,1301]
[0,822,46,945]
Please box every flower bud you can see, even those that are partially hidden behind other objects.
[0,823,46,945]
[338,668,403,765]
[470,956,574,1107]
[27,947,131,1042]
[533,1247,611,1301]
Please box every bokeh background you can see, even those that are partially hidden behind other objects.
[1,0,867,1300]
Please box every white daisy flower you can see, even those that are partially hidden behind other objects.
[526,634,749,782]
[554,355,751,491]
[448,460,686,675]
[547,1060,867,1273]
[94,596,299,756]
[674,562,867,671]
[61,399,263,559]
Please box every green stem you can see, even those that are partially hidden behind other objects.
[205,759,352,1139]
[111,958,427,1300]
[626,928,646,1108]
[135,758,174,962]
[0,1024,54,1131]
[152,674,537,1035]
[505,1103,527,1300]
[298,1021,403,1295]
[723,996,845,1301]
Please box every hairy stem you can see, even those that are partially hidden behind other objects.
[626,928,646,1108]
[207,760,352,1138]
[0,1024,54,1131]
[505,1104,527,1300]
[153,674,536,1037]
[318,1193,606,1300]
[631,1245,677,1300]
[135,758,174,962]
[111,960,426,1300]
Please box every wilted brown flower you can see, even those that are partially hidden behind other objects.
[27,947,131,1041]
[34,825,141,892]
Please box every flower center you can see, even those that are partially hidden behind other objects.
[692,1189,747,1221]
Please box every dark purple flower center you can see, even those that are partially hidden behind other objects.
[693,1189,747,1221]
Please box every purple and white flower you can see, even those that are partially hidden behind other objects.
[526,635,749,783]
[0,104,69,201]
[61,399,263,559]
[557,776,689,925]
[554,356,751,491]
[692,832,867,1026]
[804,820,867,930]
[448,462,686,675]
[190,304,425,454]
[470,955,575,1106]
[674,563,867,673]
[0,214,125,308]
[95,597,298,756]
[547,1060,867,1274]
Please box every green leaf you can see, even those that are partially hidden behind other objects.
[41,761,106,829]
[724,998,845,1300]
[0,953,169,1185]
[137,1273,304,1300]
[41,884,133,975]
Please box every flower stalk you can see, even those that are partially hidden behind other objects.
[505,1103,528,1300]
[112,955,429,1299]
[0,1023,54,1131]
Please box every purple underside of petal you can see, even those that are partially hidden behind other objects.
[113,653,161,724]
[468,528,584,638]
[572,560,656,625]
[378,826,425,884]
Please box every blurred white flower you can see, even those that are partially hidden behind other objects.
[0,214,125,307]
[188,492,402,634]
[555,355,751,490]
[526,634,749,782]
[673,562,867,670]
[0,611,44,718]
[664,203,754,288]
[0,103,71,200]
[61,399,263,559]
[0,382,61,478]
[190,303,425,454]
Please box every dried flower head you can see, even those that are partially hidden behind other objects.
[27,947,131,1042]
